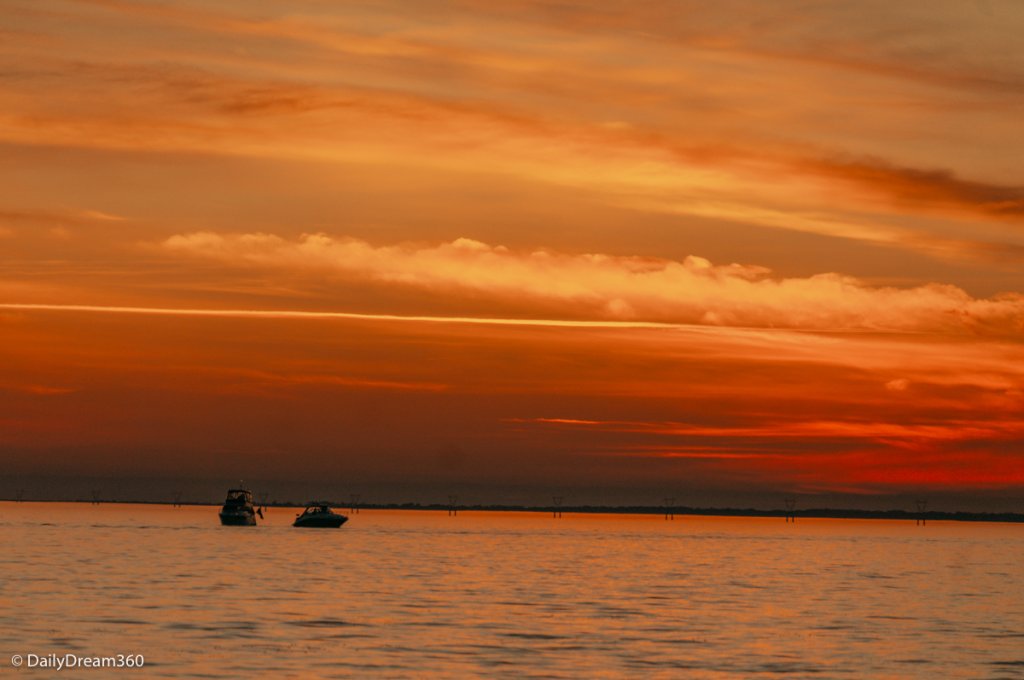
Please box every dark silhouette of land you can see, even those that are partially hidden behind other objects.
[4,496,1023,524]
[331,502,1024,524]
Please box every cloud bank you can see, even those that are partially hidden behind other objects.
[162,232,1024,334]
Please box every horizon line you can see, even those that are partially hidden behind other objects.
[1,498,1021,523]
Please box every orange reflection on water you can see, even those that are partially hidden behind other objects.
[2,503,1022,677]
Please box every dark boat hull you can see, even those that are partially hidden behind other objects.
[293,514,348,528]
[219,512,257,526]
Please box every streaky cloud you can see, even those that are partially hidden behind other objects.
[0,302,678,330]
[159,232,1024,335]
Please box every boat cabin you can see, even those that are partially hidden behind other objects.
[224,489,254,506]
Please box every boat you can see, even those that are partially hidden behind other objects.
[293,503,348,528]
[219,487,263,526]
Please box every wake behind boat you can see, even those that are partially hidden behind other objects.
[293,503,348,528]
[219,487,263,526]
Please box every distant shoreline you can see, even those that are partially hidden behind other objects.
[3,498,1023,524]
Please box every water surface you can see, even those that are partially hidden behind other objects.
[2,503,1023,678]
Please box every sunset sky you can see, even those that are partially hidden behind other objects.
[2,0,1023,508]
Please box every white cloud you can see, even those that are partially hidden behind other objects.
[161,232,1024,334]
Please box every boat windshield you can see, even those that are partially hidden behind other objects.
[225,490,252,503]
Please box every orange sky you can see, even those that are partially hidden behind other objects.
[1,0,1022,507]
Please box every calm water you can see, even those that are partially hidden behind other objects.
[2,503,1023,679]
